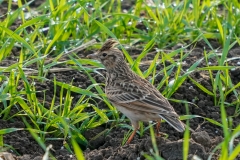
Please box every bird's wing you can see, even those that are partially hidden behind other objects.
[106,79,178,117]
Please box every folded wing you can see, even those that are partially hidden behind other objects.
[107,79,177,116]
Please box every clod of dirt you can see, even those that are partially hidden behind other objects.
[191,131,211,148]
[158,139,208,160]
[85,141,143,160]
[228,47,240,57]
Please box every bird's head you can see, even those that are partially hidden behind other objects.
[87,39,125,69]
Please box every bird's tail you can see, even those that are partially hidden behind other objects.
[160,115,185,132]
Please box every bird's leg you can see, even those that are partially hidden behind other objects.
[126,120,139,145]
[126,129,137,145]
[156,119,161,137]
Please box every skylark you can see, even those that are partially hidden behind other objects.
[87,39,185,144]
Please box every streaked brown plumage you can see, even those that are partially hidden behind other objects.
[87,39,185,144]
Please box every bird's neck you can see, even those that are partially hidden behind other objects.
[107,60,131,74]
[106,61,133,84]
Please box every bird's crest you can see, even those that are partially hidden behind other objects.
[99,39,119,52]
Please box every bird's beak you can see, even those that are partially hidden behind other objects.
[86,52,98,59]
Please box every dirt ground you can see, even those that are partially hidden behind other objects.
[1,1,240,160]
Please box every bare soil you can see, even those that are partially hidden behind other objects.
[1,1,240,160]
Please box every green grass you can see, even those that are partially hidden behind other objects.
[0,0,240,159]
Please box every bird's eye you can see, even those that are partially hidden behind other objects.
[102,53,107,57]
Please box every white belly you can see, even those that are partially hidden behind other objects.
[115,104,159,122]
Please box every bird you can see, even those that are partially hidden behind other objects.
[87,39,185,144]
